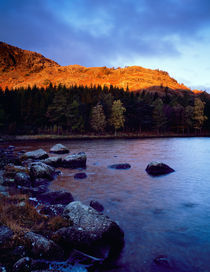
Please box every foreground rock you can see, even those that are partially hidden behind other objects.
[37,191,74,205]
[24,232,64,260]
[42,157,62,168]
[109,163,131,170]
[50,143,69,154]
[14,172,31,187]
[146,162,175,176]
[59,201,124,258]
[22,149,48,160]
[62,152,87,168]
[29,162,55,180]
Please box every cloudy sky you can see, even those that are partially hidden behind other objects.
[1,0,210,90]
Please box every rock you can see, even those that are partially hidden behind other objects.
[24,232,64,260]
[50,144,69,154]
[0,225,13,247]
[60,201,124,258]
[22,149,48,160]
[109,163,131,170]
[39,204,65,217]
[74,173,87,179]
[146,162,175,176]
[154,255,171,267]
[14,172,31,187]
[0,265,6,272]
[62,152,87,168]
[4,165,28,178]
[13,257,32,272]
[42,157,62,168]
[37,191,74,205]
[90,200,104,212]
[18,185,48,197]
[29,162,55,181]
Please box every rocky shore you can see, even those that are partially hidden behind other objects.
[0,144,124,272]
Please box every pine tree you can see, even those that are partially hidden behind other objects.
[109,100,126,135]
[90,103,106,133]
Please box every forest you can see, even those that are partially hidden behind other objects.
[0,84,210,135]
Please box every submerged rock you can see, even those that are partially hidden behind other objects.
[146,162,175,176]
[29,162,55,181]
[60,201,124,258]
[62,152,87,168]
[74,173,87,179]
[24,232,64,260]
[109,163,131,170]
[22,149,48,160]
[154,255,171,267]
[90,200,104,212]
[37,191,74,205]
[50,143,69,154]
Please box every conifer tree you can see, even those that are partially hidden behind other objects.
[193,98,207,131]
[90,103,106,133]
[109,100,126,135]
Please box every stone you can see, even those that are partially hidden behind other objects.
[74,173,87,179]
[13,257,32,272]
[109,163,131,170]
[42,157,62,168]
[24,232,64,260]
[0,225,13,247]
[62,152,87,168]
[29,162,55,180]
[90,200,104,212]
[4,165,28,178]
[59,201,124,258]
[22,149,48,160]
[14,172,31,187]
[37,191,74,205]
[39,204,65,217]
[50,143,69,154]
[146,161,175,176]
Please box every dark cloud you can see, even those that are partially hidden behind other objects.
[1,0,210,66]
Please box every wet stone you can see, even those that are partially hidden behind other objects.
[109,163,131,170]
[74,173,87,179]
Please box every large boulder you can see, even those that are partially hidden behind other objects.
[29,162,55,181]
[58,201,124,258]
[22,149,48,160]
[62,152,87,168]
[24,232,64,260]
[146,161,175,176]
[0,225,13,247]
[42,157,62,168]
[50,144,69,154]
[36,191,74,205]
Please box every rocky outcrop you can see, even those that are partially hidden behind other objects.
[29,162,55,180]
[109,163,131,169]
[146,161,175,176]
[24,232,64,260]
[50,144,69,154]
[22,149,48,160]
[62,152,87,168]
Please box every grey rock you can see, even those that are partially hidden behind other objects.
[146,161,175,176]
[50,144,69,154]
[14,172,31,187]
[42,157,62,168]
[30,162,55,181]
[62,152,87,168]
[12,257,32,272]
[90,200,104,212]
[22,149,48,160]
[24,232,64,260]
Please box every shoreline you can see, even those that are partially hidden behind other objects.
[1,132,210,142]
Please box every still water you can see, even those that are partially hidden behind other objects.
[4,138,210,271]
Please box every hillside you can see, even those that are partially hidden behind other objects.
[0,42,191,92]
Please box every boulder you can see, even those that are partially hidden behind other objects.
[109,163,131,170]
[18,185,48,197]
[22,149,48,160]
[36,191,74,205]
[29,162,55,181]
[90,200,104,212]
[39,204,65,217]
[0,225,13,247]
[14,172,31,187]
[59,201,124,258]
[74,173,87,179]
[50,144,69,154]
[42,157,62,168]
[146,162,175,176]
[62,152,87,168]
[24,232,64,260]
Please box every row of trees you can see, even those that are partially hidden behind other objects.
[0,84,209,135]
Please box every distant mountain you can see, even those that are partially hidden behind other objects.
[0,42,192,93]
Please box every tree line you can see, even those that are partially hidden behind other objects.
[0,83,209,135]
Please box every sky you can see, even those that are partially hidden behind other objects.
[1,0,210,91]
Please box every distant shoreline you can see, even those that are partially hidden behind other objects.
[0,133,210,143]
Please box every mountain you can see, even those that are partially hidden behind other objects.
[0,42,191,93]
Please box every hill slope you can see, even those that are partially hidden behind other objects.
[0,42,191,92]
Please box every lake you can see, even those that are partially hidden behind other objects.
[2,137,210,272]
